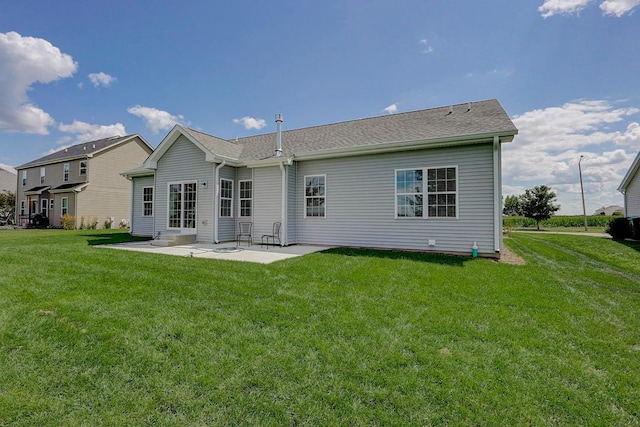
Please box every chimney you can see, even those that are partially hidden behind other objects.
[274,113,283,157]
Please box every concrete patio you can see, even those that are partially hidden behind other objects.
[97,241,332,264]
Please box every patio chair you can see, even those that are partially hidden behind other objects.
[261,222,281,248]
[236,222,253,247]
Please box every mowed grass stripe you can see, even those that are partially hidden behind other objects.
[0,229,639,425]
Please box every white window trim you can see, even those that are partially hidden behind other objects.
[394,166,459,220]
[238,179,252,218]
[61,197,68,217]
[50,199,54,210]
[20,200,26,215]
[219,178,233,218]
[21,170,26,186]
[41,198,48,216]
[40,167,45,184]
[304,174,327,219]
[63,163,70,182]
[79,160,87,176]
[142,186,154,217]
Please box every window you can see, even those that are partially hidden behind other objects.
[79,161,87,176]
[50,199,54,211]
[40,167,45,184]
[30,200,38,216]
[427,167,457,218]
[395,169,423,218]
[20,200,26,216]
[21,170,26,186]
[396,167,457,218]
[305,175,326,217]
[61,197,68,216]
[142,187,153,217]
[220,179,233,217]
[239,180,252,217]
[63,163,70,182]
[168,182,197,229]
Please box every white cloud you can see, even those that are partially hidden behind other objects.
[128,105,184,133]
[600,0,640,15]
[539,0,593,17]
[539,0,640,16]
[419,39,433,54]
[504,100,639,214]
[233,116,267,130]
[58,120,127,146]
[0,31,77,134]
[383,104,398,114]
[88,72,117,87]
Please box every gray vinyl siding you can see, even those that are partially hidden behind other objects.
[131,175,155,237]
[217,165,236,242]
[253,167,282,242]
[287,164,297,244]
[295,143,497,255]
[154,135,214,242]
[625,172,640,217]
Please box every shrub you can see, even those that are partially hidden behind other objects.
[104,218,112,229]
[61,214,76,230]
[79,216,86,230]
[88,217,98,230]
[606,217,631,240]
[632,218,640,240]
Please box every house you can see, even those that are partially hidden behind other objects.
[593,205,624,216]
[15,135,153,228]
[0,164,16,194]
[618,149,640,218]
[124,99,518,257]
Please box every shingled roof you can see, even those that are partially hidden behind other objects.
[135,99,517,175]
[17,134,149,169]
[235,99,517,161]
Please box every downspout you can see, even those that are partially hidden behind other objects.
[493,135,502,253]
[128,176,134,236]
[279,161,287,246]
[213,160,226,243]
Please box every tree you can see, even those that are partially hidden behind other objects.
[0,190,15,215]
[503,194,521,216]
[519,185,560,230]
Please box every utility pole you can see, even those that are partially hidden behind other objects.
[579,155,588,231]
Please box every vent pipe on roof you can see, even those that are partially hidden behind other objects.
[274,113,283,157]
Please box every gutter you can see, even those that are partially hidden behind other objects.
[213,160,226,243]
[279,161,287,246]
[493,136,502,253]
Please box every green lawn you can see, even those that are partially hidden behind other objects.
[1,229,639,426]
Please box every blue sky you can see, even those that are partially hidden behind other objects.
[1,0,639,214]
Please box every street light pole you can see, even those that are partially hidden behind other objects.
[579,155,588,231]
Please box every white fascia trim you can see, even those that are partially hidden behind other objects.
[293,132,516,162]
[618,151,640,193]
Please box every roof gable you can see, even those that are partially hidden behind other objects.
[17,134,152,169]
[619,150,640,192]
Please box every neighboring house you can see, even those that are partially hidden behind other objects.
[15,135,153,228]
[618,150,640,218]
[0,164,17,194]
[124,99,518,257]
[593,205,624,216]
